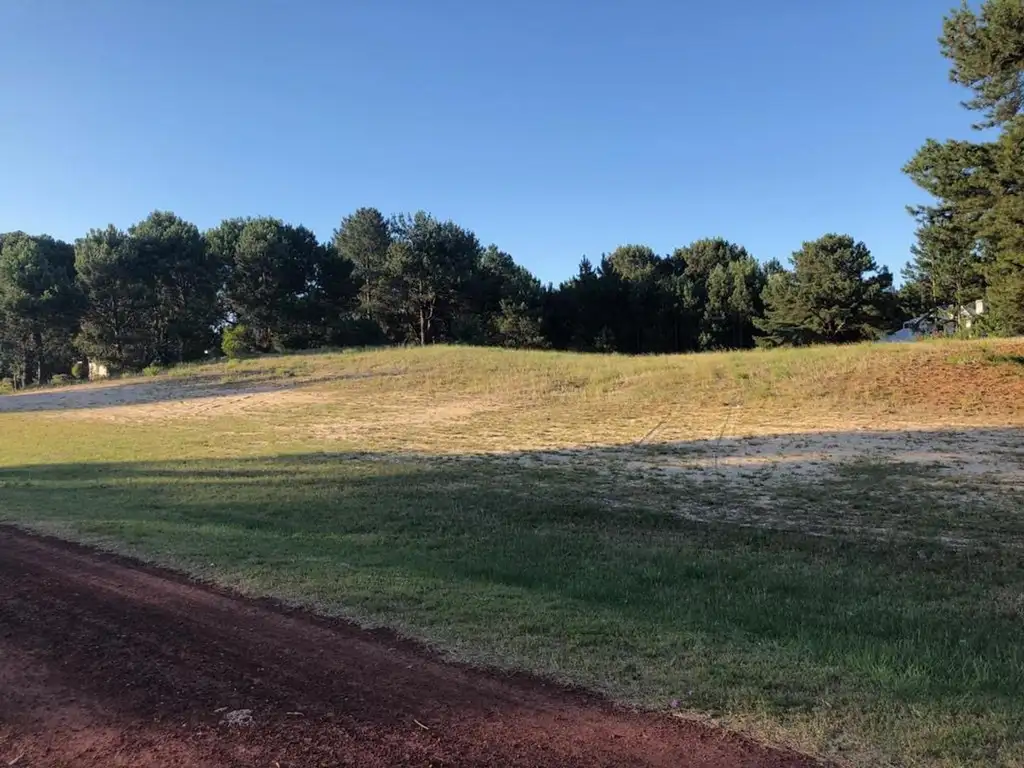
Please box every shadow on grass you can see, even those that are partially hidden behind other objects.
[1,438,1022,725]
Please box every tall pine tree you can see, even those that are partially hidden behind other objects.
[905,0,1024,332]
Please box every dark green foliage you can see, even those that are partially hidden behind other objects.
[455,245,546,346]
[0,232,81,387]
[377,212,482,345]
[332,208,391,330]
[541,240,767,354]
[675,239,766,350]
[75,226,154,371]
[978,118,1024,332]
[131,212,221,363]
[905,0,1024,334]
[603,245,661,353]
[901,206,986,311]
[941,0,1024,128]
[3,214,901,365]
[756,235,895,346]
[211,214,356,351]
[1,207,893,363]
[217,217,338,351]
[494,300,549,348]
[76,212,221,371]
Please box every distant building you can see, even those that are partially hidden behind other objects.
[882,299,986,343]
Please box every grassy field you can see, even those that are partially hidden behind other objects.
[2,340,1024,766]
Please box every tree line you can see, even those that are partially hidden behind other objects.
[0,209,899,387]
[1,0,1019,388]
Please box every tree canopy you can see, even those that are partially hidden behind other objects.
[218,217,331,351]
[757,235,894,346]
[378,212,482,346]
[0,203,912,389]
[0,232,79,386]
[941,0,1024,128]
[904,0,1024,333]
[332,207,391,333]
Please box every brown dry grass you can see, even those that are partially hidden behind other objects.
[16,338,1023,450]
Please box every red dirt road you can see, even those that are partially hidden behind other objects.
[0,528,819,767]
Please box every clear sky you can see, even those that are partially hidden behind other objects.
[0,1,977,285]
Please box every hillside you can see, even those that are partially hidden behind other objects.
[2,339,1023,766]
[5,337,1024,448]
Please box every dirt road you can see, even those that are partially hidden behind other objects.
[0,528,817,767]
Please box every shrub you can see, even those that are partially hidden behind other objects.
[142,363,162,377]
[71,361,87,380]
[0,379,14,395]
[50,374,74,387]
[222,324,258,359]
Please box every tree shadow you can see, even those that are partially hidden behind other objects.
[0,430,1021,765]
[0,428,1019,708]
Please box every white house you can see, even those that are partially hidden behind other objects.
[883,299,986,343]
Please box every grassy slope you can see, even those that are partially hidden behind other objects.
[2,340,1024,767]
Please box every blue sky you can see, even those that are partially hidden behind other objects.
[0,1,976,285]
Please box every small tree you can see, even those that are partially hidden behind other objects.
[221,324,258,359]
[494,300,548,348]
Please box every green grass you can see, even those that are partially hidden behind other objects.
[2,340,1024,766]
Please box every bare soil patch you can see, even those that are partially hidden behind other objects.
[0,528,818,768]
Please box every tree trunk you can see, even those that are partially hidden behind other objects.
[419,306,427,345]
[33,330,43,386]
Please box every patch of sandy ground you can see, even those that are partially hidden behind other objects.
[4,375,1023,524]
